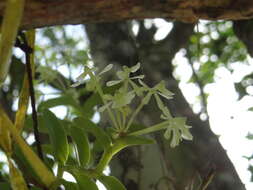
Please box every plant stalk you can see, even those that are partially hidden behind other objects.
[128,120,170,136]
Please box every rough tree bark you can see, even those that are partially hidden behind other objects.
[85,21,246,190]
[0,0,253,29]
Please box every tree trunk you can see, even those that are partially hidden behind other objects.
[85,21,246,190]
[1,0,253,29]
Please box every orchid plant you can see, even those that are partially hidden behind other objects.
[72,63,193,147]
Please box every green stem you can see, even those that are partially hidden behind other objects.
[94,140,125,174]
[50,165,64,190]
[94,149,114,175]
[121,109,126,129]
[97,85,119,129]
[125,93,150,131]
[57,164,64,179]
[128,120,170,136]
[89,71,119,129]
[116,110,123,130]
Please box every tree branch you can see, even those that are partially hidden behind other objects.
[0,0,252,29]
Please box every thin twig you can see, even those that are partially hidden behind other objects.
[16,32,44,161]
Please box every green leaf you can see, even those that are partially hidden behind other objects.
[0,107,56,187]
[82,93,101,119]
[13,145,50,186]
[72,173,98,190]
[38,95,84,115]
[61,180,78,190]
[73,117,111,149]
[8,159,29,190]
[38,96,75,109]
[0,0,25,83]
[70,125,90,167]
[41,109,69,164]
[98,175,126,190]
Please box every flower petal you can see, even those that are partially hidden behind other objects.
[130,75,145,80]
[99,64,113,76]
[130,63,140,73]
[106,80,122,87]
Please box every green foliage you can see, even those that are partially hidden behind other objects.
[41,109,69,165]
[73,117,112,149]
[71,172,98,190]
[61,180,78,190]
[98,175,126,190]
[70,125,90,167]
[38,94,86,116]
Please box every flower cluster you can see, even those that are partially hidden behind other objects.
[72,63,193,147]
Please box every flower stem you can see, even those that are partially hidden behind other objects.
[94,149,113,174]
[125,93,150,131]
[122,109,126,129]
[56,164,64,179]
[116,110,123,129]
[94,139,125,174]
[128,120,170,136]
[89,71,119,129]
